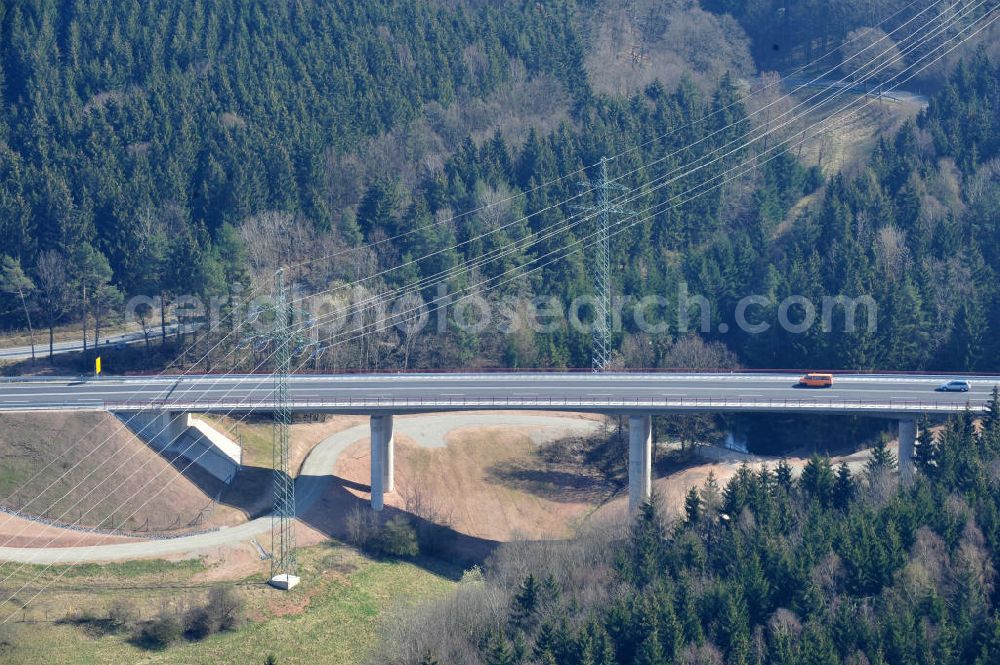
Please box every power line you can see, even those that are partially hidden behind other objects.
[0,0,990,612]
[575,157,633,372]
[0,0,944,524]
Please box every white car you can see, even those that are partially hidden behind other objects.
[937,379,971,392]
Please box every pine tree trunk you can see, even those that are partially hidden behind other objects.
[17,288,35,364]
[82,285,88,354]
[160,295,167,345]
[139,310,151,353]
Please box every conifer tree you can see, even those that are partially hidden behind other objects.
[485,631,514,665]
[800,455,835,506]
[511,574,541,630]
[867,436,898,481]
[701,471,722,512]
[833,462,855,511]
[776,458,794,492]
[684,487,703,525]
[915,417,939,475]
[633,630,666,665]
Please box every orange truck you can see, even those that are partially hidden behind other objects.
[799,373,834,388]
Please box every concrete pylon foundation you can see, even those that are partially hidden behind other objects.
[898,418,916,484]
[628,415,652,513]
[370,414,394,511]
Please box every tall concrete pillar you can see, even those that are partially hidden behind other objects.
[382,415,395,493]
[628,415,652,513]
[898,418,916,485]
[370,415,394,511]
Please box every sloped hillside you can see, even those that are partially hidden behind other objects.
[0,411,235,534]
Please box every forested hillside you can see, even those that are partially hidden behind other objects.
[0,1,997,375]
[377,392,1000,665]
[0,0,593,320]
[689,52,1000,371]
[703,0,1000,72]
[0,0,752,364]
[329,52,1000,373]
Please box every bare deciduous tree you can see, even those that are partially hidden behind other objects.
[660,334,740,370]
[35,250,71,362]
[0,256,37,363]
[840,27,904,83]
[874,224,910,278]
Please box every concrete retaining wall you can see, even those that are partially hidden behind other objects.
[116,411,241,484]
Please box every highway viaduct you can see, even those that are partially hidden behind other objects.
[0,372,995,513]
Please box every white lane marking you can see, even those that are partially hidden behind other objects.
[7,386,989,400]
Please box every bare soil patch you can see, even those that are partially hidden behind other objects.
[334,422,610,542]
[0,411,240,537]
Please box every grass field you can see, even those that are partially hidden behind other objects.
[0,544,459,664]
[199,414,366,475]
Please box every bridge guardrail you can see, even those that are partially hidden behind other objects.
[103,395,988,414]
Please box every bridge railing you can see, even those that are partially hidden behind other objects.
[103,395,988,414]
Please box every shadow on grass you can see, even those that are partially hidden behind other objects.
[298,473,497,577]
[56,614,123,639]
[482,433,625,504]
[484,463,614,504]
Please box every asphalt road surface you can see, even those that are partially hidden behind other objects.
[0,372,994,416]
[0,324,182,361]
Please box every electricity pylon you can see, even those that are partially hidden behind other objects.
[241,268,319,589]
[576,157,632,372]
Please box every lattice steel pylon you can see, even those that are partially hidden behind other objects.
[240,268,319,589]
[577,157,632,372]
[270,268,296,585]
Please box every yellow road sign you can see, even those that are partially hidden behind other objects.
[95,356,102,375]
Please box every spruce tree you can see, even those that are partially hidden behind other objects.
[485,632,515,665]
[914,417,939,475]
[867,436,898,480]
[633,630,666,665]
[684,486,703,524]
[776,458,794,492]
[983,386,1000,445]
[511,574,540,629]
[833,462,855,511]
[533,622,555,661]
[800,455,835,506]
[701,471,722,511]
[630,495,665,588]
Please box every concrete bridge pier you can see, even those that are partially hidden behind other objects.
[160,411,188,448]
[898,418,916,484]
[370,414,395,511]
[628,415,652,513]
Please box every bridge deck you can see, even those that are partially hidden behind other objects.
[0,372,994,417]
